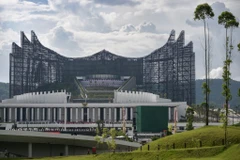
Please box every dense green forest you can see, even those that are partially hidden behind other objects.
[1,79,240,107]
[0,82,9,101]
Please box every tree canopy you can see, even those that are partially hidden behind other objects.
[218,11,239,28]
[194,3,214,21]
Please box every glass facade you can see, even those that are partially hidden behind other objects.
[9,30,195,105]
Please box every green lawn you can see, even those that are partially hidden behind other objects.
[140,126,240,151]
[1,145,239,160]
[184,144,240,160]
[0,146,226,160]
[1,126,240,160]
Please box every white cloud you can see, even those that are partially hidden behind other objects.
[0,0,240,83]
[44,26,82,56]
[0,0,18,5]
[137,22,157,33]
[99,12,118,24]
[209,67,223,79]
[0,28,19,49]
[119,24,136,32]
[93,0,139,6]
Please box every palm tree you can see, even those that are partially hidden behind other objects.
[218,11,239,146]
[194,3,214,126]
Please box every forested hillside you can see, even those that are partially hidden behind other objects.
[196,79,240,108]
[0,82,9,101]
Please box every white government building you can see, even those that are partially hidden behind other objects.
[0,90,187,129]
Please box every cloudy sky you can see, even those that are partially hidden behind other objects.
[0,0,240,83]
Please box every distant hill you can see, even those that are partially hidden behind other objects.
[196,79,240,108]
[0,82,9,101]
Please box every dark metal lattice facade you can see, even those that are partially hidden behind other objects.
[9,30,195,105]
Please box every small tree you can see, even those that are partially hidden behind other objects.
[186,107,194,130]
[94,128,102,148]
[94,126,107,148]
[168,124,173,132]
[96,120,104,136]
[95,128,117,153]
[117,130,125,136]
[107,128,117,152]
[218,11,239,146]
[194,3,214,126]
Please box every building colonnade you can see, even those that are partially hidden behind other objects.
[1,107,134,123]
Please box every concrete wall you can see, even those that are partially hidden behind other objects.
[0,142,94,157]
[2,90,71,104]
[114,90,172,103]
[0,141,134,158]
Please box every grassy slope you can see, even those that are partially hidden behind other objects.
[185,144,240,160]
[1,145,239,160]
[0,146,225,160]
[141,126,240,151]
[1,127,240,160]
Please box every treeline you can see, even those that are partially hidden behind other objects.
[196,79,240,108]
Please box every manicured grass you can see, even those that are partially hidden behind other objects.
[0,146,226,160]
[1,126,240,160]
[2,145,240,160]
[140,126,240,151]
[184,144,240,160]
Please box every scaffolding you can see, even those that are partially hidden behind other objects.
[9,30,195,105]
[143,30,195,105]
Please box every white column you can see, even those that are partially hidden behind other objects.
[92,108,95,122]
[81,108,84,121]
[130,108,133,120]
[42,108,45,121]
[36,108,40,121]
[120,108,122,121]
[65,145,68,156]
[26,108,28,121]
[125,107,128,121]
[98,108,100,120]
[59,108,62,121]
[31,108,34,121]
[64,107,67,131]
[28,143,32,158]
[114,108,117,122]
[20,108,23,121]
[70,108,73,122]
[8,108,12,122]
[15,108,17,122]
[109,108,112,122]
[175,107,178,122]
[103,108,106,122]
[87,108,89,122]
[75,108,78,122]
[3,108,6,122]
[169,107,171,121]
[53,108,56,122]
[47,108,50,121]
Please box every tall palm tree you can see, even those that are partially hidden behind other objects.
[218,11,239,146]
[194,3,214,126]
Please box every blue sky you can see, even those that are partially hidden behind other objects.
[0,0,240,82]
